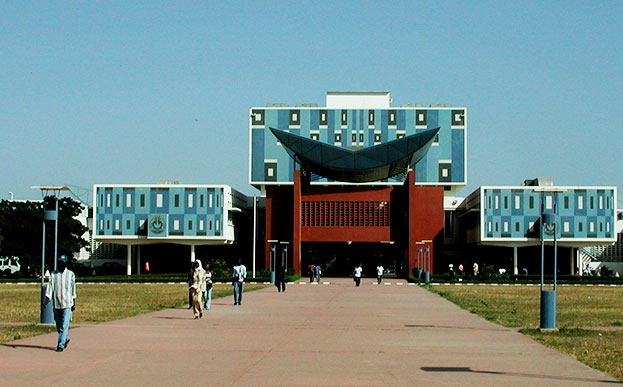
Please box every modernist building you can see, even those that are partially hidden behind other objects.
[91,91,619,277]
[93,184,253,274]
[250,92,466,275]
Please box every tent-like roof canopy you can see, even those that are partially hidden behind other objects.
[269,127,439,183]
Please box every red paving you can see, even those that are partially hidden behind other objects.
[0,278,618,386]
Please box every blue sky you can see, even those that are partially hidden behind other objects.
[1,1,622,205]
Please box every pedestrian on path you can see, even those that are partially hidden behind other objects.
[190,260,206,319]
[232,259,247,305]
[187,262,195,309]
[376,264,384,284]
[275,265,286,292]
[204,262,214,310]
[354,264,363,286]
[315,264,322,283]
[308,264,315,282]
[44,255,76,352]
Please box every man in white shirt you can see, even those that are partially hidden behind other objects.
[376,264,384,285]
[232,259,247,305]
[353,264,363,287]
[44,255,76,352]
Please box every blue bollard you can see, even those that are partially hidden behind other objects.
[540,290,557,330]
[40,285,54,324]
[424,271,430,284]
[270,271,275,284]
[417,268,422,280]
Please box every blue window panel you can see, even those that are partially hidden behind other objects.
[112,214,122,235]
[150,189,169,214]
[168,214,184,236]
[122,188,135,214]
[309,109,319,129]
[574,191,587,216]
[184,188,197,214]
[396,110,406,130]
[251,130,265,182]
[451,129,465,183]
[169,188,185,215]
[122,214,134,235]
[427,110,439,129]
[379,110,388,130]
[136,188,150,214]
[405,110,416,134]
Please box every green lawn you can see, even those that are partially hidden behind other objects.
[0,283,267,343]
[429,284,623,381]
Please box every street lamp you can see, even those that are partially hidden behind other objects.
[533,187,566,330]
[32,185,70,324]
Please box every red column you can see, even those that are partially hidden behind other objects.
[293,170,302,274]
[407,171,418,272]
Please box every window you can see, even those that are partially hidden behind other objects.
[156,194,163,208]
[441,169,449,178]
[114,219,119,230]
[200,195,204,207]
[374,133,381,144]
[368,110,374,126]
[319,110,328,125]
[173,220,179,230]
[174,194,180,207]
[139,219,145,227]
[352,133,357,143]
[578,196,584,209]
[590,196,594,209]
[267,168,274,177]
[599,196,603,209]
[359,133,364,143]
[495,222,499,232]
[188,193,194,208]
[504,196,508,209]
[126,220,131,230]
[589,222,594,233]
[311,133,319,141]
[106,193,111,207]
[564,196,569,209]
[488,222,492,232]
[529,221,535,231]
[341,110,347,126]
[515,196,521,209]
[579,222,583,232]
[515,222,520,232]
[126,193,132,207]
[503,222,508,233]
[216,220,220,230]
[529,196,534,209]
[199,220,204,230]
[564,222,570,232]
[188,220,193,230]
[495,196,499,209]
[107,220,110,230]
[140,194,145,207]
[99,219,103,230]
[334,133,342,143]
[209,220,212,230]
[116,194,120,207]
[209,194,213,208]
[545,196,552,209]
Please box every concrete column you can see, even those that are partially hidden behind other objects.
[578,249,583,276]
[137,245,141,275]
[570,247,575,275]
[126,245,132,275]
[190,244,196,263]
[513,246,518,275]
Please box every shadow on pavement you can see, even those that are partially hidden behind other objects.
[421,367,619,384]
[1,344,56,352]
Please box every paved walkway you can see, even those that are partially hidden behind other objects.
[1,279,618,386]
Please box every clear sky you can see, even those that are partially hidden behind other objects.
[2,1,622,206]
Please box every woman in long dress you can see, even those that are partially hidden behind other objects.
[190,260,206,319]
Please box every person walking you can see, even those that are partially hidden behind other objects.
[376,264,384,285]
[44,255,76,352]
[190,260,206,319]
[232,259,247,305]
[353,264,363,287]
[275,265,286,292]
[204,262,214,310]
[308,264,315,282]
[315,264,322,283]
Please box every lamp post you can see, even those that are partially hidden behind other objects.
[32,185,70,324]
[534,187,566,330]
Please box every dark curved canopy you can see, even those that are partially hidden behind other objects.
[270,127,439,183]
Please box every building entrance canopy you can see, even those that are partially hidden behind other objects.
[270,127,440,183]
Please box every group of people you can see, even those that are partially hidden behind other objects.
[307,264,322,283]
[353,264,386,286]
[187,260,215,319]
[187,259,248,318]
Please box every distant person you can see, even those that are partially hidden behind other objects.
[498,267,506,275]
[376,264,384,285]
[275,265,286,292]
[522,267,528,275]
[473,262,479,276]
[144,260,150,274]
[353,264,363,287]
[232,259,247,305]
[458,264,464,277]
[308,264,315,282]
[315,264,322,283]
[190,260,206,319]
[44,255,76,352]
[204,262,214,310]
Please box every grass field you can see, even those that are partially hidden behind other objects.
[429,284,623,381]
[0,283,267,343]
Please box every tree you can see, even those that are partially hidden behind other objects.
[0,197,89,277]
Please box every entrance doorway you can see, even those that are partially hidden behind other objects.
[301,242,403,277]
